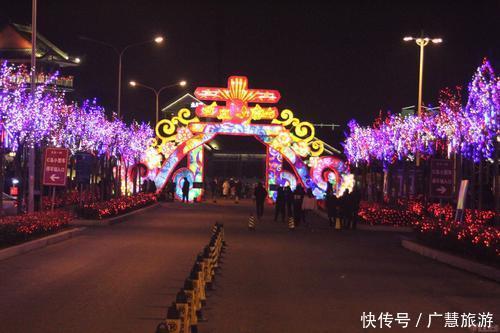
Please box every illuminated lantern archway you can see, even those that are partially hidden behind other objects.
[147,76,352,201]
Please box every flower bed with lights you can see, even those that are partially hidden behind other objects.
[358,199,499,262]
[77,193,158,220]
[414,217,499,264]
[41,190,98,210]
[358,200,421,226]
[0,210,73,246]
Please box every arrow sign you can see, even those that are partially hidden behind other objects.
[430,159,454,198]
[436,186,447,195]
[43,148,69,187]
[49,174,60,182]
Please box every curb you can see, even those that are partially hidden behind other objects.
[401,239,500,283]
[0,227,86,262]
[312,209,413,232]
[69,202,160,226]
[357,223,413,233]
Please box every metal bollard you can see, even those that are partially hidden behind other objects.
[288,216,295,230]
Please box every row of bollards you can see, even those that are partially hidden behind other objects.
[156,222,226,333]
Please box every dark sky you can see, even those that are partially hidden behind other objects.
[3,0,499,148]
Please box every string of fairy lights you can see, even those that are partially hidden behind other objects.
[344,58,499,166]
[0,62,153,164]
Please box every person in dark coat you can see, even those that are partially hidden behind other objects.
[274,186,286,222]
[148,179,157,193]
[209,178,218,202]
[254,182,267,220]
[284,185,293,220]
[235,180,242,203]
[182,177,190,203]
[340,189,351,228]
[325,182,338,227]
[350,186,361,229]
[292,184,306,225]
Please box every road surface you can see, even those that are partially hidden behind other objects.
[0,200,498,333]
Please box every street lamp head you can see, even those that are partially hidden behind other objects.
[74,57,81,64]
[179,80,187,87]
[403,36,413,42]
[154,36,164,44]
[432,38,443,44]
[129,81,137,87]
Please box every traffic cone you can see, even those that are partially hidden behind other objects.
[248,215,256,230]
[335,217,341,230]
[288,216,295,230]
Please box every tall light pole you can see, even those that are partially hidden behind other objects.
[129,80,187,124]
[80,35,164,118]
[403,34,442,165]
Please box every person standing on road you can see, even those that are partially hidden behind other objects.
[182,177,190,203]
[301,188,317,227]
[326,182,338,227]
[254,182,267,220]
[340,189,351,229]
[235,179,242,203]
[222,179,230,198]
[274,186,286,222]
[292,184,305,225]
[350,186,361,229]
[210,178,218,202]
[284,185,293,220]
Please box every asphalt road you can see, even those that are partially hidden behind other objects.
[0,200,498,333]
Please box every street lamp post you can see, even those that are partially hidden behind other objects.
[80,36,164,118]
[403,35,442,165]
[129,80,187,124]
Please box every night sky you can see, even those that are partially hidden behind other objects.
[2,0,499,149]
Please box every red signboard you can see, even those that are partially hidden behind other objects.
[430,159,454,198]
[43,148,69,186]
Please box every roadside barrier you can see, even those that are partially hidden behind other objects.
[156,222,225,333]
[288,216,295,230]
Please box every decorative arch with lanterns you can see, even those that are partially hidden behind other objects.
[142,76,353,201]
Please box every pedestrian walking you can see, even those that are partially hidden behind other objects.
[301,188,317,227]
[325,182,338,227]
[292,184,305,226]
[210,178,218,202]
[274,186,286,222]
[222,179,230,198]
[148,179,157,193]
[350,186,361,229]
[182,177,190,203]
[340,189,351,228]
[235,179,242,203]
[254,182,267,220]
[284,185,293,220]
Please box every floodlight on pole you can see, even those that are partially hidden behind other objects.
[403,33,443,166]
[129,80,187,124]
[79,35,165,118]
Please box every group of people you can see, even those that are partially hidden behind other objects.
[325,183,361,229]
[160,175,361,230]
[252,182,317,226]
[209,178,252,202]
[141,179,157,194]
